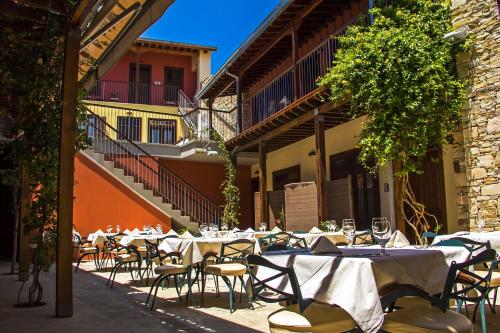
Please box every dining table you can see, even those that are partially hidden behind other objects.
[259,244,469,333]
[432,230,500,253]
[86,232,168,247]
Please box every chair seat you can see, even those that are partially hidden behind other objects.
[137,246,147,253]
[80,247,98,254]
[382,304,473,333]
[154,264,186,275]
[268,302,356,333]
[114,253,138,263]
[205,263,247,276]
[475,270,500,288]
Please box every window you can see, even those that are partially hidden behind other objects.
[117,116,142,142]
[86,115,106,139]
[272,165,300,191]
[164,67,184,104]
[148,119,176,144]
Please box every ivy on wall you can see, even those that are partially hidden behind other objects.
[319,0,466,242]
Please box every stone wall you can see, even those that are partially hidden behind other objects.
[451,0,500,231]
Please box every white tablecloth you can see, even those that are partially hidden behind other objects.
[158,237,261,267]
[260,245,469,333]
[432,231,500,253]
[86,232,167,247]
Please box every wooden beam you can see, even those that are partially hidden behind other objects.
[259,140,269,224]
[315,114,327,224]
[56,25,80,318]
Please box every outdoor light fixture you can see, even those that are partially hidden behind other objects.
[443,30,467,44]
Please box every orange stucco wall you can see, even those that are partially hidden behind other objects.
[160,159,253,229]
[73,153,171,237]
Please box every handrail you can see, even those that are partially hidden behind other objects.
[84,106,222,224]
[83,101,185,118]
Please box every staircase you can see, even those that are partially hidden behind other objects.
[83,107,222,231]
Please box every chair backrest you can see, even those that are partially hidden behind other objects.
[259,232,307,251]
[421,231,438,243]
[106,233,126,249]
[433,237,491,258]
[144,236,181,264]
[441,248,498,308]
[220,239,255,262]
[287,234,308,249]
[246,254,309,312]
[355,229,373,245]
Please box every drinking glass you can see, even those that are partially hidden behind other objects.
[328,220,337,232]
[342,219,356,247]
[478,218,485,233]
[261,223,267,232]
[115,225,121,233]
[156,224,163,234]
[106,225,112,234]
[221,223,228,231]
[372,217,392,255]
[200,223,209,238]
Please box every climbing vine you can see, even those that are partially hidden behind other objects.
[213,131,240,227]
[319,0,466,243]
[0,2,88,306]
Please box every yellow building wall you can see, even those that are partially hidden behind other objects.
[84,101,189,142]
[251,115,458,232]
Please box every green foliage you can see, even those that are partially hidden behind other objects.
[0,5,88,273]
[318,0,466,176]
[213,130,240,227]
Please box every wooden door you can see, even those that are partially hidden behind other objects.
[330,150,380,230]
[129,64,152,103]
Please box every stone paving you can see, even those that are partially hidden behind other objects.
[1,260,500,332]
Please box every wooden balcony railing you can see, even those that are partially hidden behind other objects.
[241,32,343,133]
[88,80,182,106]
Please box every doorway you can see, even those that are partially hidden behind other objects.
[129,63,152,104]
[330,150,380,230]
[164,67,184,104]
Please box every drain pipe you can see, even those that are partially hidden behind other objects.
[225,71,242,134]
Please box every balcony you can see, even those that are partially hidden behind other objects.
[241,36,341,133]
[88,80,182,106]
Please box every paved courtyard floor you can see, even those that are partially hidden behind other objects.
[1,260,499,332]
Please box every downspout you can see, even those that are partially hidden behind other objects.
[225,71,241,134]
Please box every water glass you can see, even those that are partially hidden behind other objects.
[478,218,485,233]
[115,225,121,233]
[372,217,391,255]
[156,224,163,234]
[342,219,356,247]
[221,223,228,231]
[106,225,113,233]
[200,223,209,238]
[328,220,337,232]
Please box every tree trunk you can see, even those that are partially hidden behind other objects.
[10,186,20,275]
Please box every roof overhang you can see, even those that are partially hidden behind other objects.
[79,0,175,89]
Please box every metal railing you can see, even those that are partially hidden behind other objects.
[84,106,223,226]
[83,102,192,144]
[88,80,182,106]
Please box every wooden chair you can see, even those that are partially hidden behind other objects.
[381,248,497,333]
[246,254,357,332]
[201,239,255,312]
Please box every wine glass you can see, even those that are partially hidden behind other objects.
[342,219,356,247]
[156,224,163,234]
[328,220,337,233]
[106,225,113,234]
[200,223,208,238]
[259,222,267,232]
[115,225,121,233]
[477,218,486,233]
[372,217,392,255]
[221,223,228,231]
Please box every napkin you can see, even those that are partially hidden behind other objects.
[95,229,104,234]
[271,226,282,233]
[132,228,140,233]
[123,229,131,234]
[309,226,323,234]
[385,230,410,248]
[180,231,194,239]
[245,228,255,233]
[166,229,178,236]
[310,236,342,255]
[232,227,240,232]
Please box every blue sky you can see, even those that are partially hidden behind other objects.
[141,0,283,74]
